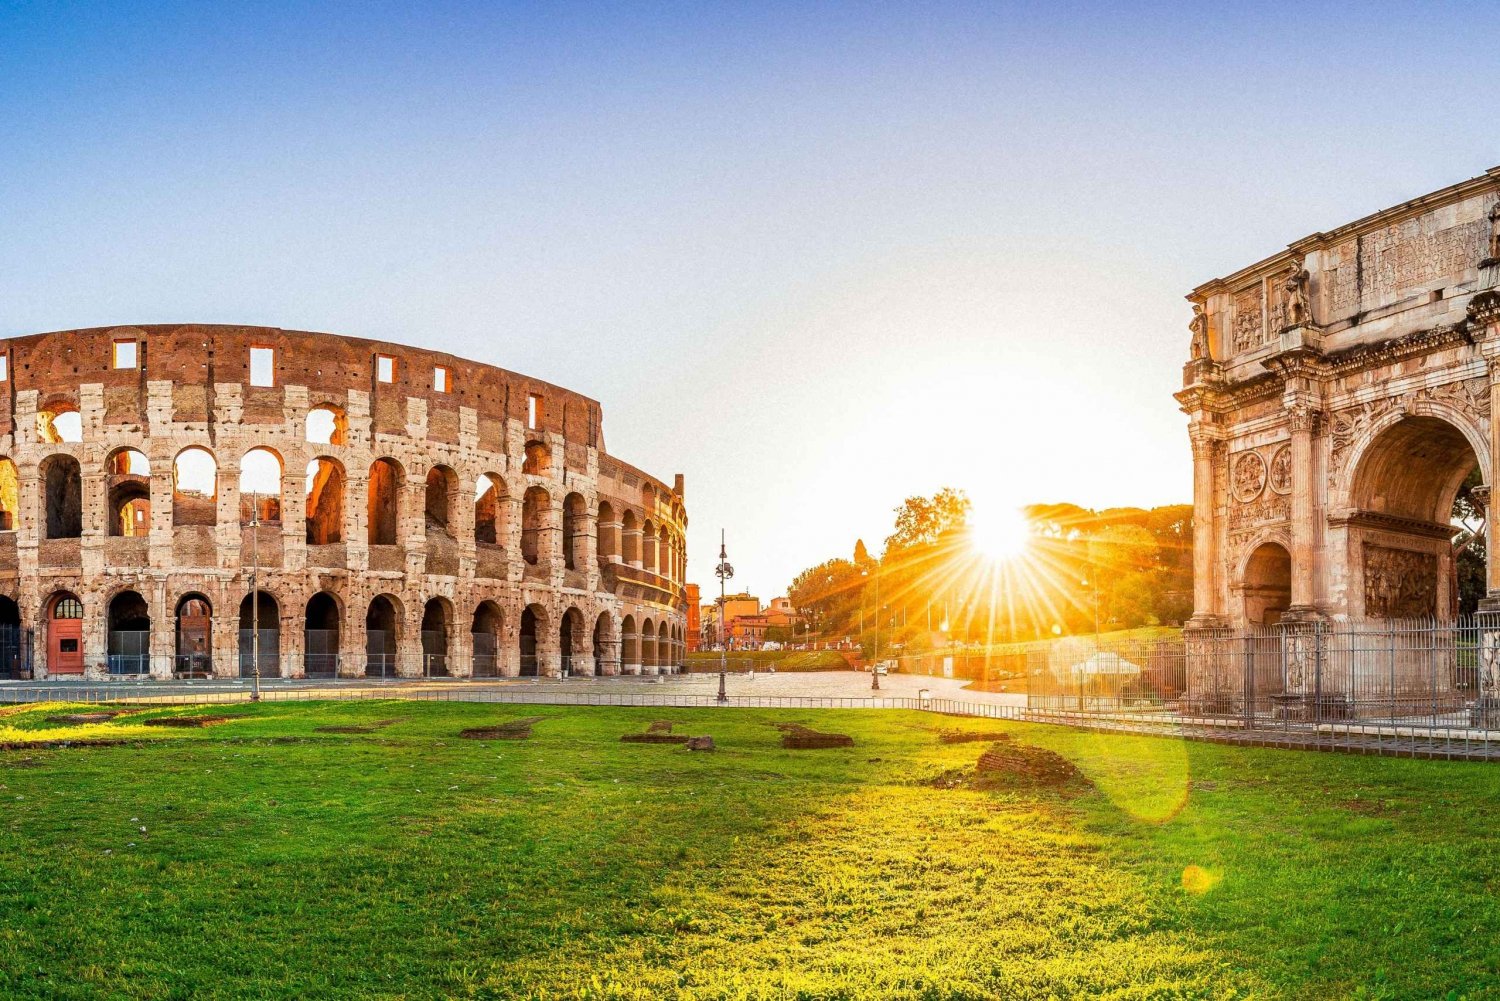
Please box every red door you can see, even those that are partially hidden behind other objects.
[49,596,84,675]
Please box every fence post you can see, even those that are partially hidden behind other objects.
[1475,604,1500,729]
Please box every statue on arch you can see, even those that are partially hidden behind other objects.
[1189,303,1210,360]
[1281,260,1311,329]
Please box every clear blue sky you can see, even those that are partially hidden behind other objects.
[2,2,1496,597]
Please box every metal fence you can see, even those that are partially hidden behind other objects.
[107,630,150,676]
[1023,617,1500,735]
[304,629,340,679]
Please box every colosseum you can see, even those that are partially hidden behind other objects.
[0,324,689,681]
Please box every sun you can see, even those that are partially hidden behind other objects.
[969,504,1031,561]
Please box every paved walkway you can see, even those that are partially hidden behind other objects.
[0,669,1028,709]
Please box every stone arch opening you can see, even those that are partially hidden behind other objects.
[560,606,586,675]
[596,500,617,563]
[368,458,403,546]
[620,613,639,672]
[621,510,640,565]
[641,617,657,671]
[365,594,402,678]
[474,473,506,545]
[592,611,615,675]
[106,590,150,676]
[641,519,657,573]
[562,492,586,571]
[519,604,546,677]
[1242,542,1291,627]
[40,454,82,540]
[522,441,549,476]
[0,458,17,532]
[657,525,671,581]
[37,402,81,444]
[471,600,504,677]
[658,620,671,672]
[175,593,212,678]
[305,592,341,677]
[1348,415,1483,619]
[0,596,22,678]
[172,447,218,527]
[306,404,348,446]
[106,447,151,537]
[239,448,283,525]
[521,486,550,565]
[424,465,458,538]
[47,590,84,675]
[238,590,280,678]
[305,457,345,545]
[421,597,452,677]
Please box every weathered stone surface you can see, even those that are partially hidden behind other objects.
[0,324,689,681]
[1178,167,1500,625]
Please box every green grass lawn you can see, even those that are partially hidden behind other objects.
[0,701,1496,999]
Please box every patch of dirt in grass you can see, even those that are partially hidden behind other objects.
[141,715,235,729]
[646,720,675,734]
[460,716,545,740]
[770,722,854,749]
[46,711,135,725]
[620,733,691,744]
[0,755,44,767]
[938,730,1013,744]
[0,739,135,751]
[314,717,410,735]
[973,744,1085,789]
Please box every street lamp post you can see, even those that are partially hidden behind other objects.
[248,491,262,703]
[715,530,734,704]
[871,562,881,691]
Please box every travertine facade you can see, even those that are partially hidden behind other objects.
[0,324,688,680]
[1178,166,1500,626]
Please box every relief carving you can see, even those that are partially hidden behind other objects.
[1268,444,1292,494]
[1328,397,1400,472]
[1363,544,1437,619]
[1417,376,1491,422]
[1232,287,1264,355]
[1231,451,1267,503]
[1229,493,1289,530]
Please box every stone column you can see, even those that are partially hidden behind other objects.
[1285,402,1320,617]
[1187,426,1220,622]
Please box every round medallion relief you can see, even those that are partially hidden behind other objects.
[1268,445,1292,495]
[1232,451,1268,502]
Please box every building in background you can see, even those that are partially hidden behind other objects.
[685,584,701,652]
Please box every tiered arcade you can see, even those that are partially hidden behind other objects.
[0,324,689,681]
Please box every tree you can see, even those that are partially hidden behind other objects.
[789,557,865,641]
[884,488,971,553]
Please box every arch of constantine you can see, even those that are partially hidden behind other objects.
[0,324,689,681]
[1179,166,1500,632]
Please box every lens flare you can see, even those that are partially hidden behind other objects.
[969,505,1031,561]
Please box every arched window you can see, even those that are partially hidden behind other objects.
[475,473,506,545]
[368,458,403,545]
[306,404,348,446]
[40,454,82,539]
[641,519,657,573]
[37,402,81,444]
[596,501,617,562]
[305,458,345,545]
[239,448,282,525]
[522,441,549,476]
[106,448,151,538]
[0,458,20,532]
[424,465,458,538]
[172,447,218,527]
[622,510,640,565]
[365,594,401,678]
